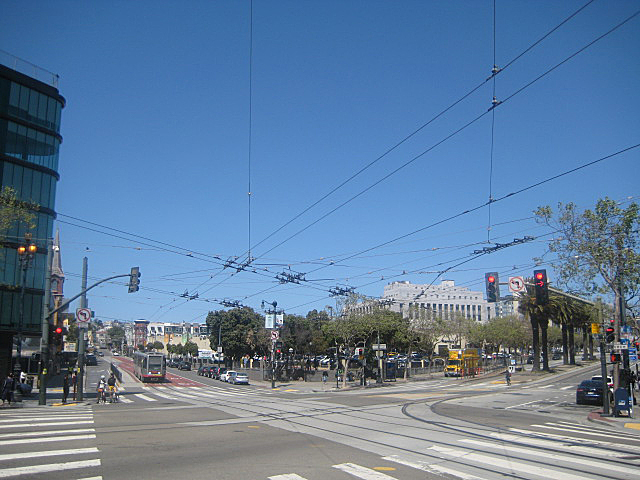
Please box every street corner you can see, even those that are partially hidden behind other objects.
[587,410,616,426]
[624,422,640,430]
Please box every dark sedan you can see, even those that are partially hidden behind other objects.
[576,379,604,405]
[178,362,191,371]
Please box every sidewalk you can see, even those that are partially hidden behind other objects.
[588,409,640,431]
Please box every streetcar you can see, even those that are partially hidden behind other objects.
[133,351,166,382]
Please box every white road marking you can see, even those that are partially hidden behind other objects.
[460,439,640,476]
[504,400,539,409]
[0,420,93,430]
[0,447,99,462]
[535,423,640,440]
[133,394,156,402]
[333,463,398,479]
[383,455,486,479]
[0,459,101,478]
[77,476,103,480]
[428,445,586,480]
[560,385,573,390]
[508,427,640,453]
[0,415,92,423]
[0,428,95,440]
[490,432,628,459]
[0,434,96,447]
[269,474,309,480]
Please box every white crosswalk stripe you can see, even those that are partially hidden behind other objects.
[383,455,486,479]
[0,407,101,479]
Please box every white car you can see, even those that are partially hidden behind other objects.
[112,351,120,356]
[220,370,236,382]
[591,375,613,389]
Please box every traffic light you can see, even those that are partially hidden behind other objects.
[128,266,141,293]
[610,353,622,363]
[605,322,615,343]
[533,269,549,305]
[485,272,499,302]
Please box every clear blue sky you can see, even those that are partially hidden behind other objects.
[2,1,638,324]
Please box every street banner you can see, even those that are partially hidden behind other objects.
[265,314,274,329]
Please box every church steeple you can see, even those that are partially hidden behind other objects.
[51,228,64,297]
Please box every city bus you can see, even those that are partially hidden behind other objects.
[133,351,166,383]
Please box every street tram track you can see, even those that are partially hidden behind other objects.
[91,379,638,480]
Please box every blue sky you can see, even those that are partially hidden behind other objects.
[2,1,638,324]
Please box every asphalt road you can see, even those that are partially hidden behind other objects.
[3,354,640,480]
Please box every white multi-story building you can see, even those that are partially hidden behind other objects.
[380,280,493,323]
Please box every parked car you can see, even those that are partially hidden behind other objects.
[211,367,226,380]
[552,353,562,360]
[197,365,207,376]
[576,379,604,405]
[591,375,614,390]
[220,370,236,382]
[230,372,249,385]
[178,362,191,371]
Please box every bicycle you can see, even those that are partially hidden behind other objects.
[96,387,107,404]
[108,385,118,403]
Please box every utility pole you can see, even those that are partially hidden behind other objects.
[39,241,53,405]
[77,257,88,401]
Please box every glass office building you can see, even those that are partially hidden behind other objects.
[0,60,64,372]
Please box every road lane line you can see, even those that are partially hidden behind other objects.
[459,439,640,476]
[428,445,586,480]
[333,463,398,479]
[0,459,101,478]
[560,385,573,390]
[0,415,92,423]
[382,455,486,479]
[0,447,99,462]
[504,400,539,409]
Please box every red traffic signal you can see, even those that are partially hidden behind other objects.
[610,353,621,363]
[487,275,495,283]
[55,327,63,335]
[485,272,499,303]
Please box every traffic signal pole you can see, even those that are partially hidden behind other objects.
[600,340,610,416]
[38,241,53,405]
[77,257,88,402]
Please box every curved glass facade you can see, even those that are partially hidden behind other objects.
[0,64,64,336]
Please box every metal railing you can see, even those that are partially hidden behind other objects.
[1,50,60,88]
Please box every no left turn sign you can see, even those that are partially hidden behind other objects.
[76,307,91,323]
[508,276,525,293]
[271,330,279,340]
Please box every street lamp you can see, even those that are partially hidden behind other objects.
[15,233,37,376]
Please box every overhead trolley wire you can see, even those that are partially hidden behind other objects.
[236,0,599,263]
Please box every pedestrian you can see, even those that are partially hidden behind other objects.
[505,369,512,386]
[19,370,27,385]
[2,373,14,405]
[71,372,77,400]
[62,373,69,403]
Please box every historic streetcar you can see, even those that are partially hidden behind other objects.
[133,351,166,382]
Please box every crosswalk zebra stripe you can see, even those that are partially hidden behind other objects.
[0,447,99,462]
[76,476,102,480]
[0,415,92,423]
[508,428,640,453]
[0,428,95,440]
[0,420,93,430]
[333,463,397,479]
[543,422,640,439]
[560,385,573,390]
[268,474,308,479]
[0,459,101,478]
[428,445,586,480]
[0,434,96,447]
[382,455,486,479]
[489,432,627,458]
[133,394,157,402]
[533,423,640,440]
[459,438,639,476]
[118,397,133,403]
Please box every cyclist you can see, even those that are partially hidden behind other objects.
[505,369,512,386]
[107,373,118,403]
[96,375,107,404]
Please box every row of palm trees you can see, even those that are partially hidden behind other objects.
[518,280,600,372]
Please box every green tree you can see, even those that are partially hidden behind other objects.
[206,307,264,363]
[183,341,198,357]
[0,186,37,243]
[107,325,125,345]
[536,198,640,325]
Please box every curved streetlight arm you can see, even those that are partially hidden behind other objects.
[47,273,132,319]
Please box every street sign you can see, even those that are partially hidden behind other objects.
[76,307,91,323]
[271,330,279,340]
[372,344,387,351]
[591,323,602,334]
[613,343,627,351]
[508,276,525,293]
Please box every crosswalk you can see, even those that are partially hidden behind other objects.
[266,421,640,479]
[0,405,102,479]
[108,382,281,404]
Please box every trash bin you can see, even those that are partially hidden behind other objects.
[614,387,632,417]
